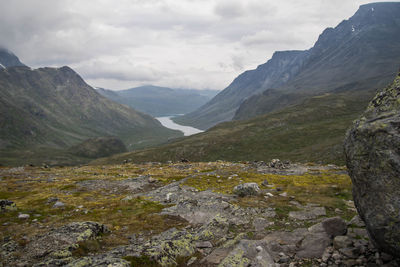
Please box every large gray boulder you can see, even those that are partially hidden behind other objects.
[233,183,261,197]
[344,72,400,256]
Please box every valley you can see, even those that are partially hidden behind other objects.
[1,1,400,266]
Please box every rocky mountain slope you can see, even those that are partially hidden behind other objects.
[97,86,219,117]
[175,50,310,129]
[176,2,400,130]
[1,160,398,266]
[0,57,182,166]
[0,48,26,68]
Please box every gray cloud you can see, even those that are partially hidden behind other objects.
[0,0,391,90]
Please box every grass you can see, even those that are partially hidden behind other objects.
[94,88,376,166]
[0,163,194,251]
[0,161,357,265]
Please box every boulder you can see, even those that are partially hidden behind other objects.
[233,183,261,197]
[322,217,347,237]
[333,236,353,249]
[344,73,400,256]
[25,221,109,259]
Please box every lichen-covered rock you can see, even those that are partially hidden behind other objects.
[233,183,260,196]
[344,72,400,256]
[66,256,130,267]
[25,221,109,259]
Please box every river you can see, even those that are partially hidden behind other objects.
[156,116,203,136]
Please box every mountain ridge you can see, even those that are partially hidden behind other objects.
[97,85,219,116]
[175,2,400,129]
[0,64,182,165]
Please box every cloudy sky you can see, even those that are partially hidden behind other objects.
[0,0,392,90]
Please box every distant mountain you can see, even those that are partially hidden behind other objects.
[176,2,400,129]
[0,64,181,165]
[97,85,219,117]
[0,48,26,68]
[94,83,379,165]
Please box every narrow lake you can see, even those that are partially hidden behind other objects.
[156,116,203,136]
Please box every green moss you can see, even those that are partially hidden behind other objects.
[219,249,250,267]
[222,233,246,248]
[65,257,93,267]
[50,249,73,259]
[123,256,161,267]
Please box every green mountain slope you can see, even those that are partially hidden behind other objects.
[0,65,182,165]
[176,2,400,129]
[97,86,219,116]
[94,75,392,166]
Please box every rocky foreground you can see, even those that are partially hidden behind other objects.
[0,160,398,266]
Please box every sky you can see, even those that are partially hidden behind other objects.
[0,0,394,90]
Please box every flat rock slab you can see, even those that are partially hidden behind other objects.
[202,248,231,265]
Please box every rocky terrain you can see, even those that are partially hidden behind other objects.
[1,160,398,266]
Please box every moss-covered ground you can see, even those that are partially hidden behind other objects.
[0,161,356,261]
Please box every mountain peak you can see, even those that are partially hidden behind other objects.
[0,48,26,68]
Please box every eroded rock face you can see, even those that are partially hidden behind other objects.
[344,73,400,256]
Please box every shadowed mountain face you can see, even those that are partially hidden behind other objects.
[0,48,26,68]
[176,2,400,129]
[97,85,219,117]
[0,65,181,165]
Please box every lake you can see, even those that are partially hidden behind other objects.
[156,116,203,136]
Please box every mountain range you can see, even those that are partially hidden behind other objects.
[97,86,219,116]
[0,52,181,165]
[175,2,400,130]
[96,2,400,165]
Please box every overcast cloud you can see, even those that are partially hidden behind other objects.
[0,0,393,90]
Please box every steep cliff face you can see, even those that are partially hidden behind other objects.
[344,73,400,256]
[177,2,400,128]
[234,2,400,120]
[175,50,309,129]
[0,65,181,152]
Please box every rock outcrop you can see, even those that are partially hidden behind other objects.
[344,72,400,256]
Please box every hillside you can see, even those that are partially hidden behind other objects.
[97,85,219,116]
[0,64,182,166]
[94,76,389,166]
[176,2,400,129]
